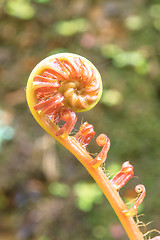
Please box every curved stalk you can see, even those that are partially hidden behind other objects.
[26,53,156,240]
[46,131,144,240]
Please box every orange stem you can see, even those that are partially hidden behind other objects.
[40,119,144,240]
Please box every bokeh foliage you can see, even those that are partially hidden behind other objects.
[0,0,160,239]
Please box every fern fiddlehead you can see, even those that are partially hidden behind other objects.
[26,53,159,240]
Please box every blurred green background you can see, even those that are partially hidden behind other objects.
[0,0,160,239]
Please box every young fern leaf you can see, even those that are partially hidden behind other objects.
[26,53,159,240]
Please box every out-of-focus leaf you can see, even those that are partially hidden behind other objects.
[149,4,160,18]
[125,15,143,31]
[113,51,149,75]
[101,89,123,107]
[113,52,145,68]
[5,0,35,20]
[54,18,89,36]
[73,182,103,212]
[153,19,160,31]
[149,4,160,30]
[101,44,149,75]
[101,44,122,58]
[48,182,70,198]
[33,0,50,3]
